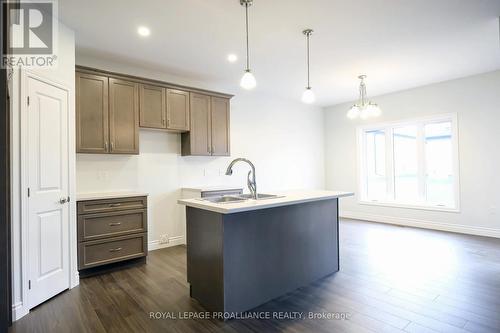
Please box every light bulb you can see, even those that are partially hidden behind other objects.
[302,87,315,104]
[367,103,381,117]
[240,70,256,90]
[347,105,360,119]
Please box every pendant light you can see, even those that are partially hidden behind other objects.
[347,75,381,119]
[301,29,315,104]
[240,0,256,90]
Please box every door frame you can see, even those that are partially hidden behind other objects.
[19,70,78,315]
[1,68,12,328]
[1,0,12,329]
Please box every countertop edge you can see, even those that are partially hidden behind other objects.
[76,192,149,202]
[178,191,354,214]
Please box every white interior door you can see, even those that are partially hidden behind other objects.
[26,76,70,309]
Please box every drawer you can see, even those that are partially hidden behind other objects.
[78,196,147,214]
[78,233,147,270]
[78,209,147,242]
[201,189,243,198]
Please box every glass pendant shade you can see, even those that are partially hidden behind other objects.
[302,87,315,104]
[347,105,360,119]
[240,70,257,90]
[360,108,370,120]
[366,103,381,117]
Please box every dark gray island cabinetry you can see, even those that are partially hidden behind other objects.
[178,190,353,314]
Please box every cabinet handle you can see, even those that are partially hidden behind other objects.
[104,142,108,152]
[109,222,122,226]
[109,247,122,252]
[109,203,122,207]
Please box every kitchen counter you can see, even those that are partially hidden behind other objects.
[178,190,353,214]
[76,191,149,201]
[180,189,353,314]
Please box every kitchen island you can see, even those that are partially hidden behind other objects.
[178,190,353,314]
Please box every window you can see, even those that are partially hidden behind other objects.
[358,114,459,211]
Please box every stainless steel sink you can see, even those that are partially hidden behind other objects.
[237,193,283,200]
[201,196,247,204]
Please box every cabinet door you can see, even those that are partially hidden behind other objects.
[210,97,230,156]
[76,72,109,153]
[166,89,190,131]
[109,78,140,154]
[182,93,211,156]
[139,84,166,129]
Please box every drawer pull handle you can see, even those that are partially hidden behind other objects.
[109,222,122,226]
[109,203,122,207]
[109,247,122,252]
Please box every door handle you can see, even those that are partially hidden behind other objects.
[59,197,68,204]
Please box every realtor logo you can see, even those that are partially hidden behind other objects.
[2,0,58,68]
[10,2,53,54]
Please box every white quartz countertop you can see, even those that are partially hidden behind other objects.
[76,191,149,201]
[178,190,354,214]
[181,186,243,192]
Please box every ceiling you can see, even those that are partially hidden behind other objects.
[60,0,500,107]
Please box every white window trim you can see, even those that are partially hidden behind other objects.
[356,113,460,213]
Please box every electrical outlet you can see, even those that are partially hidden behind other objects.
[159,234,169,244]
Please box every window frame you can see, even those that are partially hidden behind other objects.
[356,113,460,212]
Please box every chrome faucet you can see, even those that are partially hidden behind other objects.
[225,158,257,199]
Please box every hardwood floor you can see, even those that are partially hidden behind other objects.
[10,219,500,333]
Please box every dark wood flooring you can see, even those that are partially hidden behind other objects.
[9,219,500,333]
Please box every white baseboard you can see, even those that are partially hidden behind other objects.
[341,211,500,238]
[12,301,28,321]
[148,235,186,251]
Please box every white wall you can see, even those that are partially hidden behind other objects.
[324,70,500,237]
[10,23,76,319]
[75,54,326,250]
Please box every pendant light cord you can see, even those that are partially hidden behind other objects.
[306,33,310,88]
[245,3,250,71]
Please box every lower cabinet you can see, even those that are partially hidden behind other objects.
[77,196,148,273]
[78,233,147,270]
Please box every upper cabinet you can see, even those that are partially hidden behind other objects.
[166,89,190,131]
[139,86,190,132]
[210,96,230,156]
[181,94,230,156]
[139,84,166,129]
[76,71,139,155]
[76,72,109,154]
[109,78,139,154]
[76,66,232,156]
[182,93,211,156]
